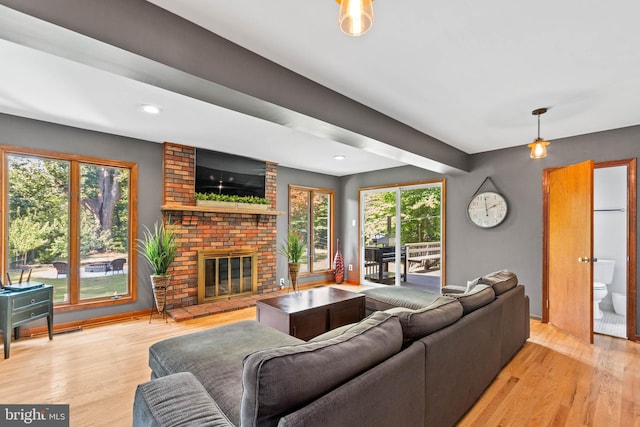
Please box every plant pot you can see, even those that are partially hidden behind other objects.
[150,275,171,314]
[288,262,300,293]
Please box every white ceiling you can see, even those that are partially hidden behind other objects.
[1,1,640,176]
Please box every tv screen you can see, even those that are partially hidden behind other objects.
[195,149,266,198]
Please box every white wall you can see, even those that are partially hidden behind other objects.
[594,165,627,310]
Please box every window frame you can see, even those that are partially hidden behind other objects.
[288,185,335,275]
[0,145,138,312]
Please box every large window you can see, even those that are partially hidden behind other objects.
[1,147,137,311]
[288,185,334,273]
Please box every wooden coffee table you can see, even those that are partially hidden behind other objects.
[256,287,366,341]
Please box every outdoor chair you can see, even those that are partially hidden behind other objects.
[52,261,68,278]
[110,258,126,275]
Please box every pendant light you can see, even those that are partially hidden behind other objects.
[337,0,374,36]
[528,108,550,159]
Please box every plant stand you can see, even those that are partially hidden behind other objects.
[288,262,300,293]
[150,285,168,323]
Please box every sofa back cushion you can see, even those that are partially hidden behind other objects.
[240,311,403,427]
[479,269,518,295]
[385,296,463,343]
[444,285,496,315]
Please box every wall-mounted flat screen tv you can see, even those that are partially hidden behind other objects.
[195,148,266,198]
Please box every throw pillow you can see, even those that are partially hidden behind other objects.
[465,277,480,293]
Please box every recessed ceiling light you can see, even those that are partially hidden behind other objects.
[334,155,346,160]
[140,104,161,115]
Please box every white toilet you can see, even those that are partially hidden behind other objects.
[593,259,615,319]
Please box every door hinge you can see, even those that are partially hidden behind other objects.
[546,300,549,309]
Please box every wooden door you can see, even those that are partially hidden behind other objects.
[546,160,594,343]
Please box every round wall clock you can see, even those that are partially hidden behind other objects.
[467,191,508,228]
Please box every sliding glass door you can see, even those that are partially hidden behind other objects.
[360,181,444,289]
[362,188,399,285]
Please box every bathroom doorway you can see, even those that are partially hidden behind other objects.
[593,164,629,338]
[543,158,636,342]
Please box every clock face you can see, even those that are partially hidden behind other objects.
[467,191,508,228]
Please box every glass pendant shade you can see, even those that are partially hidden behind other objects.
[528,138,549,159]
[338,0,374,36]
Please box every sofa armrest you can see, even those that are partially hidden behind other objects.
[134,372,234,427]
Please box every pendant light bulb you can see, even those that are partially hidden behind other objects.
[337,0,374,36]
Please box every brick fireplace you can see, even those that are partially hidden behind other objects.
[161,142,280,309]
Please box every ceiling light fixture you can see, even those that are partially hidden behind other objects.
[334,154,346,160]
[337,0,374,36]
[527,108,550,159]
[140,104,161,115]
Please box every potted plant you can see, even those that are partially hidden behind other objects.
[138,220,178,314]
[195,192,270,210]
[278,232,306,293]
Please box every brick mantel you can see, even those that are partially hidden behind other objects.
[161,142,279,309]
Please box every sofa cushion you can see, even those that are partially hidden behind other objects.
[479,269,518,295]
[148,320,303,426]
[444,285,496,315]
[240,311,403,427]
[308,322,355,342]
[134,372,233,427]
[385,296,463,342]
[361,287,441,312]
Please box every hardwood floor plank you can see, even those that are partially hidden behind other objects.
[460,321,640,427]
[1,313,639,427]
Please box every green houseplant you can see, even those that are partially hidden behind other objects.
[278,232,306,293]
[194,192,269,209]
[138,220,178,313]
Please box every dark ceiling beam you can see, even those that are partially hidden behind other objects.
[0,0,470,173]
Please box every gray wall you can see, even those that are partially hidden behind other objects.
[455,126,639,326]
[4,112,639,336]
[0,113,163,324]
[339,125,640,334]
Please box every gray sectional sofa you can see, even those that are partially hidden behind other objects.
[133,269,529,427]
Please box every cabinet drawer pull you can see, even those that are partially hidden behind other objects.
[30,312,35,318]
[31,298,36,304]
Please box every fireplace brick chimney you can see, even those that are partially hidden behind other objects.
[160,142,279,309]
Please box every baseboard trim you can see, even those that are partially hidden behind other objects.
[17,309,152,338]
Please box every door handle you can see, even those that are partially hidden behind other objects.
[578,256,591,263]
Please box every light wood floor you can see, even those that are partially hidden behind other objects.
[1,310,639,427]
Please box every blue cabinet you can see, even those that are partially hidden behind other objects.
[0,284,53,358]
